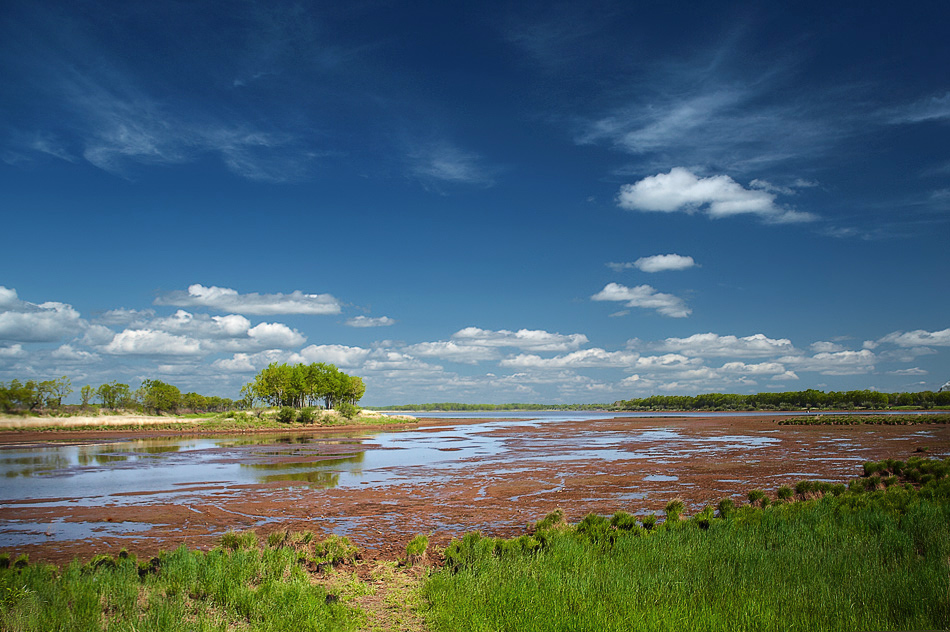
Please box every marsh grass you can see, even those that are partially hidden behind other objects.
[425,459,950,632]
[0,533,363,632]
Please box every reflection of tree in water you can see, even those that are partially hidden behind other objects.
[76,447,130,466]
[1,453,70,477]
[243,452,365,489]
[259,470,341,488]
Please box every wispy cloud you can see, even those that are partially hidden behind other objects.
[886,92,950,124]
[346,316,396,328]
[155,284,341,316]
[617,167,817,224]
[408,143,496,187]
[591,282,691,318]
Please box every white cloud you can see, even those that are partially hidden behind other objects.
[451,327,589,351]
[403,341,500,364]
[591,283,690,318]
[888,92,950,124]
[50,344,100,363]
[0,344,26,358]
[888,367,928,376]
[246,322,306,348]
[780,350,877,376]
[617,168,817,224]
[810,341,846,353]
[296,344,372,367]
[155,284,341,315]
[633,254,696,273]
[0,287,85,343]
[500,348,640,369]
[878,328,950,347]
[103,329,203,356]
[409,143,495,186]
[642,332,796,357]
[346,316,396,328]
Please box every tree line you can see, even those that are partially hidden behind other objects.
[0,377,235,415]
[613,389,950,411]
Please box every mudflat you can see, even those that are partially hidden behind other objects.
[1,414,946,566]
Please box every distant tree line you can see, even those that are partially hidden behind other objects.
[0,377,235,415]
[612,389,950,411]
[372,403,608,412]
[240,362,365,411]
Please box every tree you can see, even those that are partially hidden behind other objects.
[80,385,94,408]
[141,379,182,414]
[97,381,131,410]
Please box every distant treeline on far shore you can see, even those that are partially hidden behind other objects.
[375,388,950,412]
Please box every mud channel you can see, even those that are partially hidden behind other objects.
[1,413,947,565]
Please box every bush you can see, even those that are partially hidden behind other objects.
[276,406,296,424]
[777,485,793,501]
[336,402,359,420]
[297,407,316,424]
[717,497,736,518]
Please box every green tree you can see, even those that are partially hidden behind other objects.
[141,379,182,414]
[97,381,131,410]
[80,384,94,408]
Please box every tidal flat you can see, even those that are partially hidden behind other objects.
[0,413,947,565]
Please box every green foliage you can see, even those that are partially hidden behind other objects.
[220,529,258,551]
[776,485,793,500]
[747,489,766,507]
[615,388,950,411]
[425,464,950,632]
[406,534,429,562]
[0,542,360,631]
[244,362,366,411]
[276,406,297,424]
[297,406,316,424]
[664,498,685,522]
[141,379,181,414]
[313,535,358,565]
[336,402,359,420]
[717,497,736,518]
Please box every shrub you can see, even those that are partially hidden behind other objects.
[220,530,258,551]
[534,509,567,532]
[405,534,429,565]
[717,497,736,518]
[336,402,359,420]
[297,407,316,424]
[748,489,766,506]
[665,499,685,523]
[276,406,296,424]
[777,485,793,501]
[641,514,658,530]
[610,511,640,531]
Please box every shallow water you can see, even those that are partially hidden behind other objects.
[0,412,944,549]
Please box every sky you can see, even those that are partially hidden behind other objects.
[1,1,949,406]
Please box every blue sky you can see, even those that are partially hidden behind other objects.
[1,0,948,405]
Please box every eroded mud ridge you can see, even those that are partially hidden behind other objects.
[1,415,947,565]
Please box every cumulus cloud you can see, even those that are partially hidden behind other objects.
[634,254,696,273]
[617,168,816,224]
[346,316,396,328]
[451,327,588,351]
[403,341,500,364]
[0,286,85,342]
[296,344,372,367]
[780,350,876,376]
[50,344,100,363]
[877,328,950,347]
[103,329,203,356]
[641,332,796,357]
[500,348,640,369]
[591,283,690,318]
[155,284,341,315]
[0,344,26,358]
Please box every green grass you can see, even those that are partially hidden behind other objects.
[779,413,950,425]
[424,460,950,632]
[0,534,363,632]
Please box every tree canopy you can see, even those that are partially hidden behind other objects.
[242,362,365,410]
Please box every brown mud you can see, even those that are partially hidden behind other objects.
[1,415,947,567]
